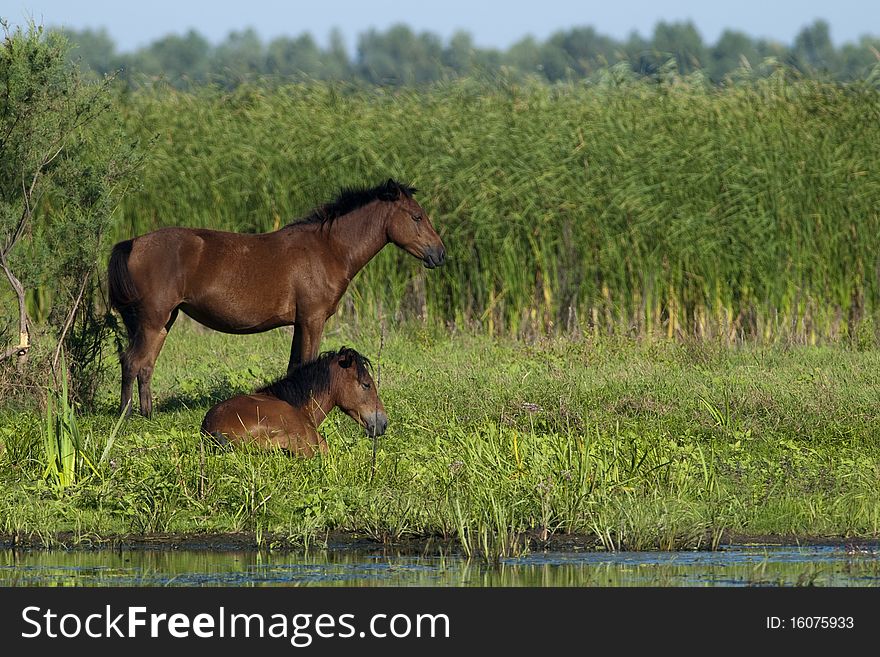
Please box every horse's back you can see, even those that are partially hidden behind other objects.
[128,226,270,264]
[122,226,300,330]
[201,392,285,435]
[125,226,205,283]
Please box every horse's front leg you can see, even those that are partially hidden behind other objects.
[288,323,304,374]
[288,318,325,374]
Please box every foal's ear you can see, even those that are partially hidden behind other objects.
[338,351,354,369]
[379,178,400,201]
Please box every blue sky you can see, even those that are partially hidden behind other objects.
[7,0,878,53]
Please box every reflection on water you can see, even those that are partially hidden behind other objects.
[1,545,879,587]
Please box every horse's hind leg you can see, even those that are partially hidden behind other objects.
[134,328,168,419]
[120,350,137,417]
[133,309,178,418]
[116,308,141,417]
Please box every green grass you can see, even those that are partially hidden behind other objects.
[1,319,879,555]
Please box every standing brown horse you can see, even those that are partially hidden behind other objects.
[108,179,445,417]
[201,347,386,456]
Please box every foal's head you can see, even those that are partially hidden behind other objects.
[330,347,388,438]
[379,179,446,269]
[259,347,387,437]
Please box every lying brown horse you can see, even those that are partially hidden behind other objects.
[109,179,445,417]
[201,347,386,456]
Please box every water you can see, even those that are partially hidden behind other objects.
[2,544,879,586]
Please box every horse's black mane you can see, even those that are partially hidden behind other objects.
[287,178,417,228]
[258,347,373,408]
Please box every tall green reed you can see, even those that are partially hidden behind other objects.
[42,363,80,490]
[42,352,126,491]
[42,74,879,344]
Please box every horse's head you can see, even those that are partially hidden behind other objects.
[331,347,387,438]
[381,179,446,269]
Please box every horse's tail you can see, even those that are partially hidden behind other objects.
[200,423,232,450]
[108,240,140,342]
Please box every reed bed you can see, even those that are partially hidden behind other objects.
[100,74,880,343]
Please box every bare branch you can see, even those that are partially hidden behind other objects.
[0,343,28,360]
[51,272,91,377]
[2,142,65,258]
[0,249,29,363]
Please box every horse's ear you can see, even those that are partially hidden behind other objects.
[338,350,354,369]
[379,178,400,201]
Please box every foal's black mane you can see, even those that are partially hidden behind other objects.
[258,347,373,408]
[287,179,417,228]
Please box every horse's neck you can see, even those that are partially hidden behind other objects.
[326,204,390,280]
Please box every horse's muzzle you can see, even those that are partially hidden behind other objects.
[365,412,388,438]
[423,246,446,269]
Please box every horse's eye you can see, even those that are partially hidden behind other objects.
[361,382,371,390]
[412,213,422,222]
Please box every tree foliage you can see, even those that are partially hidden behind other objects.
[0,20,140,405]
[52,19,880,88]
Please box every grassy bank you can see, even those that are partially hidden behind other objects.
[1,321,879,556]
